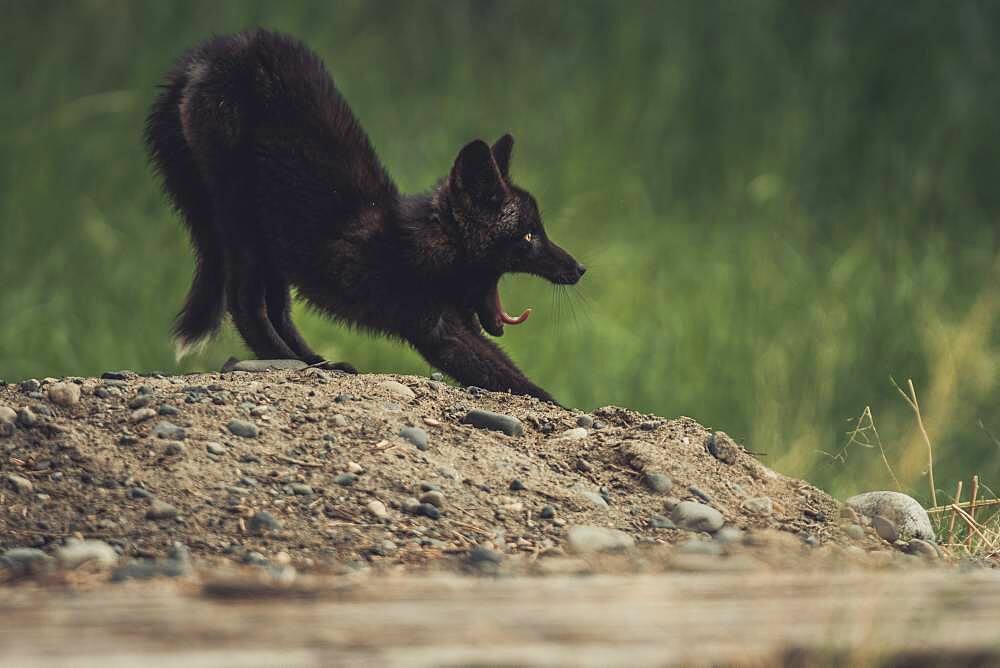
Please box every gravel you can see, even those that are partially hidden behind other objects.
[461,409,524,437]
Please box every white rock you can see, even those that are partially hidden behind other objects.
[56,539,118,569]
[567,525,635,554]
[47,382,81,406]
[380,380,416,401]
[845,491,935,541]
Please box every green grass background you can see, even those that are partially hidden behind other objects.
[2,0,998,500]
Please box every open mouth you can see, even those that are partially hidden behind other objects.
[478,281,531,337]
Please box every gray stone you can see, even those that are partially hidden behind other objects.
[248,511,283,534]
[461,409,524,437]
[225,359,308,373]
[153,421,186,440]
[0,419,16,438]
[678,538,724,556]
[540,505,556,519]
[907,538,939,560]
[128,394,153,409]
[226,486,251,496]
[366,500,389,519]
[706,431,739,464]
[417,503,441,519]
[643,471,673,494]
[331,414,348,427]
[846,491,935,541]
[845,524,866,541]
[579,490,609,509]
[0,406,16,424]
[163,441,186,456]
[227,419,259,438]
[47,382,80,407]
[16,407,38,428]
[334,473,357,486]
[558,427,589,441]
[128,487,152,500]
[206,442,227,455]
[567,525,635,554]
[290,483,313,496]
[671,501,725,533]
[380,380,416,400]
[6,474,33,494]
[742,496,774,516]
[56,539,117,569]
[509,479,526,491]
[111,557,189,582]
[714,527,745,545]
[468,546,504,565]
[1,547,53,577]
[871,515,899,543]
[650,514,675,529]
[419,490,445,508]
[158,404,180,416]
[576,415,594,429]
[146,499,179,520]
[100,371,129,381]
[399,426,429,450]
[130,407,157,423]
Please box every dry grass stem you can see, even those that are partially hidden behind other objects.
[892,377,937,507]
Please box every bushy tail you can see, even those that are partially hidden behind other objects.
[144,61,227,360]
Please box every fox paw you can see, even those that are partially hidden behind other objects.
[304,356,358,374]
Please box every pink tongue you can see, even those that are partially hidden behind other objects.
[495,286,531,325]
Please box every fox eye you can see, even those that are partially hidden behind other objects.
[523,232,534,243]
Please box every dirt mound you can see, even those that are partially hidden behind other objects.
[0,368,907,576]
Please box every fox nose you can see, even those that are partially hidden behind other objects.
[576,263,587,277]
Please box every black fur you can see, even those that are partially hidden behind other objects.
[144,29,585,403]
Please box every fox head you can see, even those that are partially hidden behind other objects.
[445,134,586,336]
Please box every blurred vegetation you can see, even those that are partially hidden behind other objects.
[1,0,998,499]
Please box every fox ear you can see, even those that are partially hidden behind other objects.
[451,139,504,202]
[491,133,514,177]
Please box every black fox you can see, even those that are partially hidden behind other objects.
[144,29,585,404]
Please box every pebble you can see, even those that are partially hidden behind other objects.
[226,486,250,496]
[128,395,153,409]
[100,371,128,381]
[509,479,526,491]
[741,496,774,516]
[146,499,179,520]
[642,471,673,494]
[540,505,556,519]
[5,474,33,494]
[705,431,739,464]
[227,419,259,438]
[671,501,724,533]
[130,407,157,423]
[56,539,118,569]
[845,524,866,541]
[871,515,899,543]
[163,441,186,456]
[419,490,445,508]
[461,409,524,437]
[347,461,363,474]
[331,414,348,427]
[334,473,357,486]
[16,407,38,428]
[399,426,429,450]
[416,503,441,519]
[688,486,712,503]
[558,427,589,441]
[248,511,283,534]
[153,421,186,440]
[402,497,421,514]
[846,491,935,541]
[579,490,609,509]
[575,458,594,473]
[678,538,724,556]
[19,379,41,393]
[380,380,416,400]
[127,487,153,500]
[468,545,504,565]
[47,382,81,406]
[366,500,389,519]
[206,442,227,455]
[93,387,112,399]
[243,552,269,566]
[225,359,307,373]
[566,525,635,554]
[0,405,16,424]
[650,514,676,529]
[111,556,189,582]
[576,415,594,429]
[1,547,53,577]
[290,483,314,496]
[907,538,939,560]
[714,527,745,545]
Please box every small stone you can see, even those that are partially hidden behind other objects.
[575,458,594,473]
[380,380,416,400]
[366,500,389,519]
[419,490,445,508]
[575,415,594,429]
[509,479,526,491]
[100,371,128,381]
[243,551,269,566]
[1,547,53,577]
[399,426,429,450]
[650,514,675,529]
[130,407,157,423]
[16,407,38,428]
[6,474,33,494]
[839,506,860,523]
[248,511,283,534]
[567,525,635,554]
[206,442,227,455]
[402,497,421,514]
[334,473,357,486]
[163,441,186,456]
[153,421,186,440]
[540,505,556,519]
[677,538,724,556]
[714,527,745,545]
[127,487,152,500]
[226,486,251,496]
[56,539,117,569]
[706,431,739,464]
[227,419,259,438]
[461,409,524,437]
[469,545,504,565]
[871,515,899,543]
[642,471,673,494]
[417,503,441,519]
[906,538,939,560]
[742,496,774,516]
[128,394,153,409]
[19,379,41,393]
[844,524,866,541]
[558,427,588,441]
[225,359,307,373]
[0,406,16,424]
[688,486,712,503]
[347,461,363,474]
[671,501,724,533]
[290,483,314,496]
[47,382,80,406]
[846,491,935,541]
[146,499,179,520]
[579,490,609,509]
[93,387,112,399]
[331,414,348,427]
